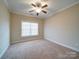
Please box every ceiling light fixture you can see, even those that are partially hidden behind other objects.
[29,0,48,16]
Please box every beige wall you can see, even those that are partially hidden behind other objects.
[10,13,44,44]
[44,3,79,52]
[0,0,10,58]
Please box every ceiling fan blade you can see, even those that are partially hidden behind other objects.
[31,3,36,7]
[29,10,34,12]
[42,10,47,14]
[42,4,48,8]
[36,2,41,7]
[37,13,39,16]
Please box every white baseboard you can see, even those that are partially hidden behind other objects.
[11,38,43,45]
[46,39,79,52]
[0,46,9,59]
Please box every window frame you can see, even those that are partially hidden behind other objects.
[21,21,39,37]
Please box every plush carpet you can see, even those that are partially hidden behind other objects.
[1,40,79,59]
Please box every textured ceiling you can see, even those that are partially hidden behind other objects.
[4,0,79,18]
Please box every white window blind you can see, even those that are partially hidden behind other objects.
[21,22,38,36]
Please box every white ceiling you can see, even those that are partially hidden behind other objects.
[4,0,79,18]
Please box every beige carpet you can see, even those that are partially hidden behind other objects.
[1,40,79,59]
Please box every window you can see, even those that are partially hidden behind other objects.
[21,21,38,36]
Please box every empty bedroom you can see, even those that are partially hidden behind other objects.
[0,0,79,59]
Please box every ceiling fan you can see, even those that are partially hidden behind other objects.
[29,2,48,16]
